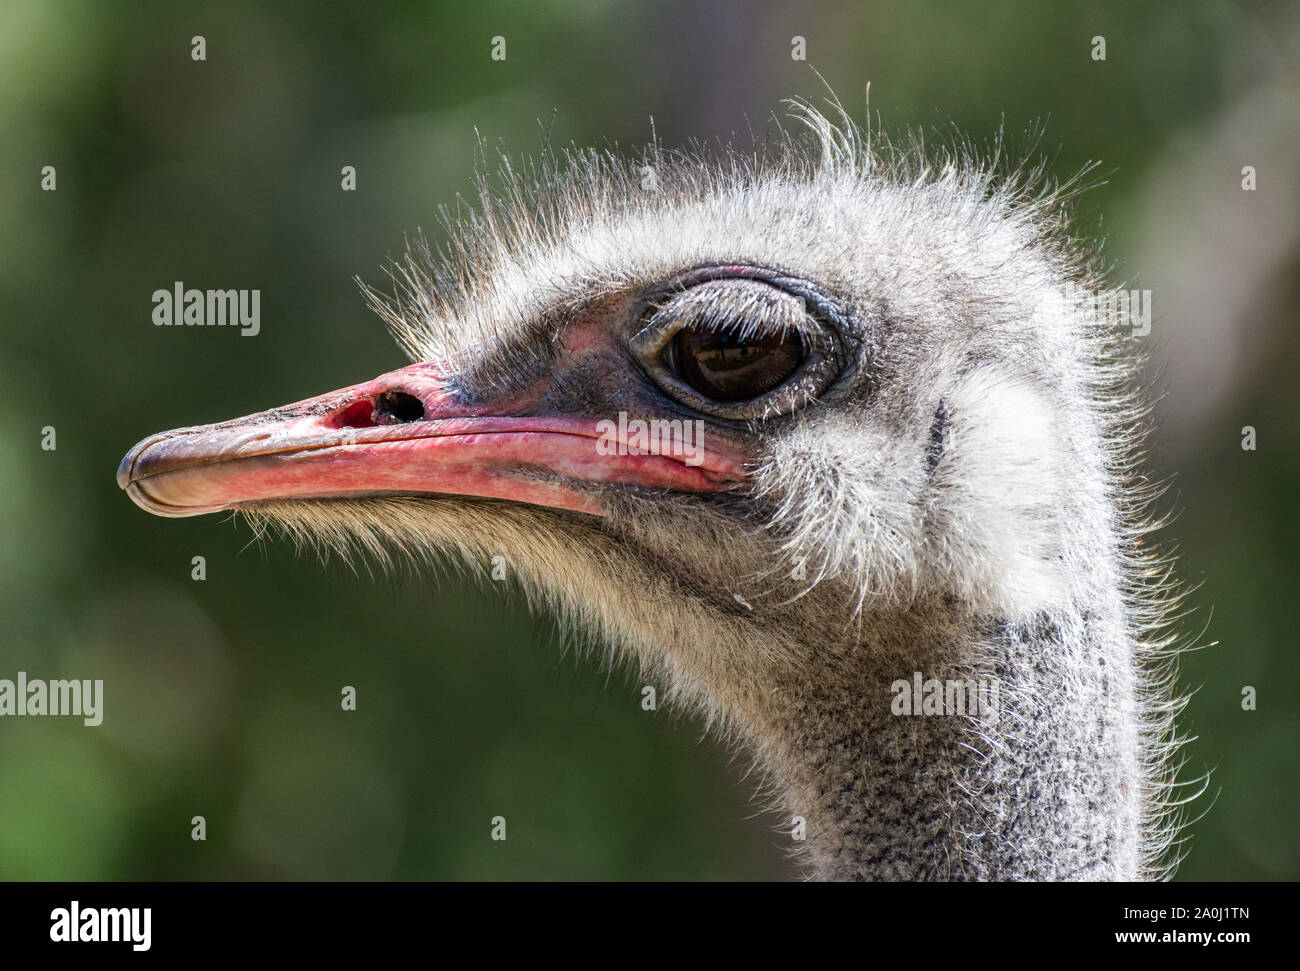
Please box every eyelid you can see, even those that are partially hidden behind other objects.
[629,273,850,420]
[633,279,827,355]
[638,303,815,351]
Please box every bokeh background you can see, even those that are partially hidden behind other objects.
[1,0,1296,880]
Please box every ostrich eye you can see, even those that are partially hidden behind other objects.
[631,272,847,419]
[666,325,804,401]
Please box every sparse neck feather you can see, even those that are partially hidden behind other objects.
[741,593,1144,880]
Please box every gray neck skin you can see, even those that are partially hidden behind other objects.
[750,599,1143,881]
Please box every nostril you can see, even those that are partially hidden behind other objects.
[330,391,426,429]
[372,391,425,424]
[333,399,378,429]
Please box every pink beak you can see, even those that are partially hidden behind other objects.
[118,361,745,518]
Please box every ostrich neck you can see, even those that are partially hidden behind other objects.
[751,597,1144,880]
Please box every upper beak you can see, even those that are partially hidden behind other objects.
[117,361,744,518]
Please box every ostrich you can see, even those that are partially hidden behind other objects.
[117,102,1191,881]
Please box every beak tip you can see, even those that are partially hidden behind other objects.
[118,431,177,491]
[116,449,136,491]
[122,481,193,518]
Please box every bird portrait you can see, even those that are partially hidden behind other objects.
[117,100,1190,881]
[6,1,1296,904]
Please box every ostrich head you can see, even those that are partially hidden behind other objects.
[118,103,1187,880]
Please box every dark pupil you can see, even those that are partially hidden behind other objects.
[672,326,804,401]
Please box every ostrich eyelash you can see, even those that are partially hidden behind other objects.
[628,272,850,420]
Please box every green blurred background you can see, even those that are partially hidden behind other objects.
[1,0,1296,880]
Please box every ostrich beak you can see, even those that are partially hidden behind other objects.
[117,361,744,518]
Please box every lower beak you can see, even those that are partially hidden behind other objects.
[117,362,743,518]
